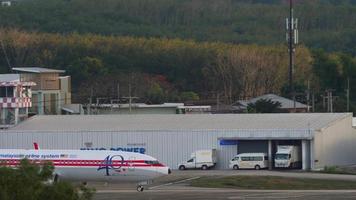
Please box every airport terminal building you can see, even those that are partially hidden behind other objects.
[0,113,355,170]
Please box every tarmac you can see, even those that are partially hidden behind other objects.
[91,170,356,200]
[94,189,356,200]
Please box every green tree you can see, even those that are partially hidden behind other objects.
[340,54,356,101]
[180,91,200,101]
[312,50,344,91]
[146,82,165,104]
[1,0,356,54]
[68,56,106,83]
[247,99,282,113]
[0,159,95,200]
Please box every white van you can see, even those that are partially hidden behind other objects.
[229,153,268,170]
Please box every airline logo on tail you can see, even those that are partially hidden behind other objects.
[34,143,40,150]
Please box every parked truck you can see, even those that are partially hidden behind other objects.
[178,149,217,170]
[274,145,301,168]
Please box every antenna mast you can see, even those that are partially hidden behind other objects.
[286,0,299,111]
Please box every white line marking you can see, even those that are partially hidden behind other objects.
[149,176,201,190]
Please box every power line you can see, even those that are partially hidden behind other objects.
[0,38,12,70]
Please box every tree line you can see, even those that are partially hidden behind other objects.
[0,0,355,54]
[0,29,310,102]
[0,29,355,113]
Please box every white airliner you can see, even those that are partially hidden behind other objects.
[0,144,171,191]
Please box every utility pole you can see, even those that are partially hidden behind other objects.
[325,90,331,112]
[216,92,220,112]
[323,94,326,111]
[96,97,107,114]
[329,91,333,113]
[312,93,315,112]
[286,0,298,112]
[307,80,310,112]
[117,83,120,101]
[129,84,132,113]
[88,87,93,115]
[325,89,336,113]
[347,77,350,112]
[122,84,139,113]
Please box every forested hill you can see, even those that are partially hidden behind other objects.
[0,0,356,54]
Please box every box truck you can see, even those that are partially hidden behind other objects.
[274,145,301,168]
[178,149,217,170]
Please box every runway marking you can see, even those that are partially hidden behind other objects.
[228,192,312,199]
[95,187,356,193]
[227,191,356,199]
[148,176,201,190]
[96,190,137,193]
[228,196,306,199]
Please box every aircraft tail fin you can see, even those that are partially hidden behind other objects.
[33,142,40,150]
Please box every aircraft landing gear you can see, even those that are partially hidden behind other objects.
[136,180,151,192]
[136,185,144,192]
[53,174,59,183]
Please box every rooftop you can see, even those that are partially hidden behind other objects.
[90,103,211,110]
[91,103,185,109]
[7,113,351,132]
[12,67,65,74]
[236,94,308,109]
[0,74,19,82]
[61,104,83,114]
[0,74,36,87]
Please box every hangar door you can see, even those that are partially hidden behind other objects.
[237,140,268,154]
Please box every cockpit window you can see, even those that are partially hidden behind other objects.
[145,160,160,165]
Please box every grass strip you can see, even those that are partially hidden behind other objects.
[191,176,356,190]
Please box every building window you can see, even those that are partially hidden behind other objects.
[0,86,14,97]
[19,108,27,115]
[0,108,15,125]
[0,87,6,97]
[8,87,14,97]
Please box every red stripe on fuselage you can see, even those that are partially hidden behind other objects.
[0,159,165,167]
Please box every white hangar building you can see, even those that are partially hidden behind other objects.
[0,113,355,170]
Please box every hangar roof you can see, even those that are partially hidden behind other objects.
[8,113,351,132]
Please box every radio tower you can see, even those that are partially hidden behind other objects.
[286,0,299,111]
